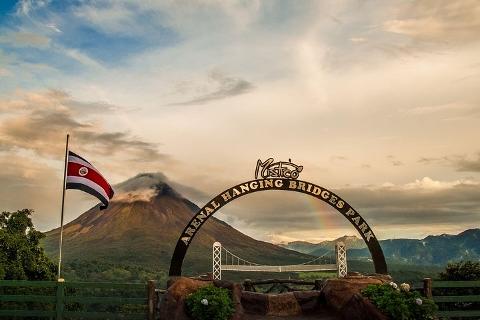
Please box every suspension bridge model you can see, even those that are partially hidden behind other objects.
[212,241,347,280]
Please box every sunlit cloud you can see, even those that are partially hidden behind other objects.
[0,31,50,48]
[0,0,479,239]
[167,71,254,106]
[384,0,480,44]
[0,90,165,161]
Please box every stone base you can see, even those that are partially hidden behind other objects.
[159,277,244,320]
[158,277,212,320]
[340,294,389,320]
[267,292,302,316]
[159,274,391,319]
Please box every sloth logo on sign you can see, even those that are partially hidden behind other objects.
[255,158,303,179]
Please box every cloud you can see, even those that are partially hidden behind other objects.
[350,37,367,43]
[0,68,11,77]
[455,154,480,172]
[418,153,480,172]
[0,31,50,48]
[0,154,61,229]
[0,90,173,230]
[16,0,51,16]
[386,155,403,166]
[405,102,480,120]
[384,0,480,44]
[418,157,448,165]
[62,48,104,69]
[1,0,480,239]
[198,177,480,242]
[0,90,165,161]
[0,89,115,114]
[112,172,212,204]
[407,102,473,115]
[331,155,347,162]
[73,2,136,35]
[168,71,254,106]
[339,177,480,226]
[46,23,61,33]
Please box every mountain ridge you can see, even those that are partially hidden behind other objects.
[281,229,480,266]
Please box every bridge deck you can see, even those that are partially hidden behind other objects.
[221,264,337,272]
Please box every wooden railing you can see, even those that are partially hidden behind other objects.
[0,279,160,319]
[422,278,480,319]
[243,279,324,293]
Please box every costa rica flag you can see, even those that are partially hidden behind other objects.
[66,151,114,209]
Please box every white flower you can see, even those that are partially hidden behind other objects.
[389,282,398,290]
[400,283,410,292]
[201,298,208,306]
[415,298,423,306]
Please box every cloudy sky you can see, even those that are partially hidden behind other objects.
[0,0,479,243]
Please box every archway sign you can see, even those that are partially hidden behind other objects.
[169,158,388,276]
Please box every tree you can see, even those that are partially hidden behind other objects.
[439,261,480,281]
[0,209,56,280]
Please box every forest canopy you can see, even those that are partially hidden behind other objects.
[0,209,56,280]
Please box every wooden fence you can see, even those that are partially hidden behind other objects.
[0,279,161,319]
[422,278,480,319]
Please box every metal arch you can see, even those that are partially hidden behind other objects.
[169,178,387,276]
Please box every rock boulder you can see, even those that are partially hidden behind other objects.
[322,274,391,320]
[158,277,211,320]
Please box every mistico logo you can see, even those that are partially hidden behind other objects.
[255,158,303,179]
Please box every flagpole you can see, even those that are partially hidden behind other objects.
[58,133,69,280]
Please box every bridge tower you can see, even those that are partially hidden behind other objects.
[335,241,347,278]
[212,242,222,280]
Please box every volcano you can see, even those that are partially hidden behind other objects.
[42,173,311,276]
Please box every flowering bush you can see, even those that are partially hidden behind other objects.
[362,283,437,320]
[185,285,235,320]
[389,281,399,290]
[400,283,410,292]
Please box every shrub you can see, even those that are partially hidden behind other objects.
[362,283,437,320]
[438,261,480,313]
[440,261,480,281]
[185,285,235,320]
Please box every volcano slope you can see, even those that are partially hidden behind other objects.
[43,173,313,278]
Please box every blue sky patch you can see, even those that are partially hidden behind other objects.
[0,0,179,69]
[55,20,178,66]
[0,0,17,16]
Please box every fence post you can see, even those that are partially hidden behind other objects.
[56,279,65,320]
[244,279,254,292]
[147,280,156,320]
[423,278,432,299]
[314,279,323,291]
